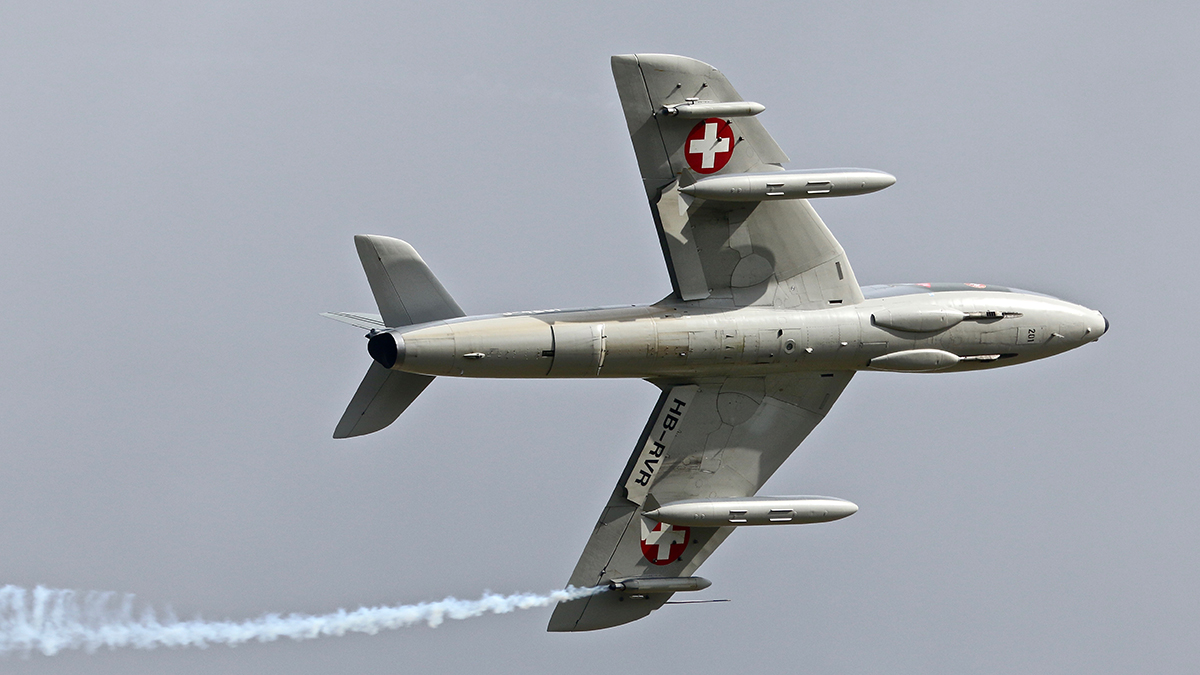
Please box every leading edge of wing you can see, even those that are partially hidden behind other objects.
[610,54,863,309]
[548,371,854,631]
[610,54,788,188]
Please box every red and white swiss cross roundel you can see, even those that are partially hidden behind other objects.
[641,520,690,566]
[683,118,735,174]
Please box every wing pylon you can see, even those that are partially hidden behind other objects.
[548,372,853,631]
[611,54,864,309]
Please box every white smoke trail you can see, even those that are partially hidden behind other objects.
[0,584,604,657]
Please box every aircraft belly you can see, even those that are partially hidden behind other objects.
[405,335,457,376]
[687,329,724,366]
[547,323,604,377]
[329,53,1110,635]
[571,321,655,378]
[653,328,689,360]
[548,313,873,378]
[398,317,554,377]
[1016,325,1050,346]
[391,298,1092,380]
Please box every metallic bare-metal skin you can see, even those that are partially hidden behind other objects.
[326,54,1107,632]
[645,496,858,527]
[371,288,1104,380]
[680,168,896,202]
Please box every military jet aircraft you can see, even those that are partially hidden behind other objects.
[323,54,1107,632]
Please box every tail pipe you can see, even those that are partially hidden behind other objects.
[367,332,405,369]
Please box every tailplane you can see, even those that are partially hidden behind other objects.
[333,364,433,438]
[329,235,465,438]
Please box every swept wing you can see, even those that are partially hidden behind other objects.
[548,372,853,630]
[548,55,868,630]
[611,53,863,308]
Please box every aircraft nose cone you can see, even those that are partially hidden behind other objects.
[1087,311,1108,341]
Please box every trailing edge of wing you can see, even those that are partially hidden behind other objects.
[610,54,864,309]
[548,371,854,631]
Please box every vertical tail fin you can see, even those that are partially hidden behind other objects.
[354,235,464,328]
[333,236,463,438]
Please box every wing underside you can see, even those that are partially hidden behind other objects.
[611,54,863,309]
[548,371,853,631]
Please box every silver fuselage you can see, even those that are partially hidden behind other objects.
[368,286,1106,379]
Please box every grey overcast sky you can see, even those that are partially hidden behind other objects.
[2,2,1196,673]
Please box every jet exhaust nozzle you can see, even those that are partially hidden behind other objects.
[367,332,405,369]
[644,496,858,527]
[608,576,712,593]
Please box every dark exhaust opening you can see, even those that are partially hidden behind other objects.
[367,333,400,369]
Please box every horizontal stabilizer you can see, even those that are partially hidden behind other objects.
[320,311,385,331]
[334,362,434,438]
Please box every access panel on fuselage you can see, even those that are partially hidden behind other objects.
[548,323,604,377]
